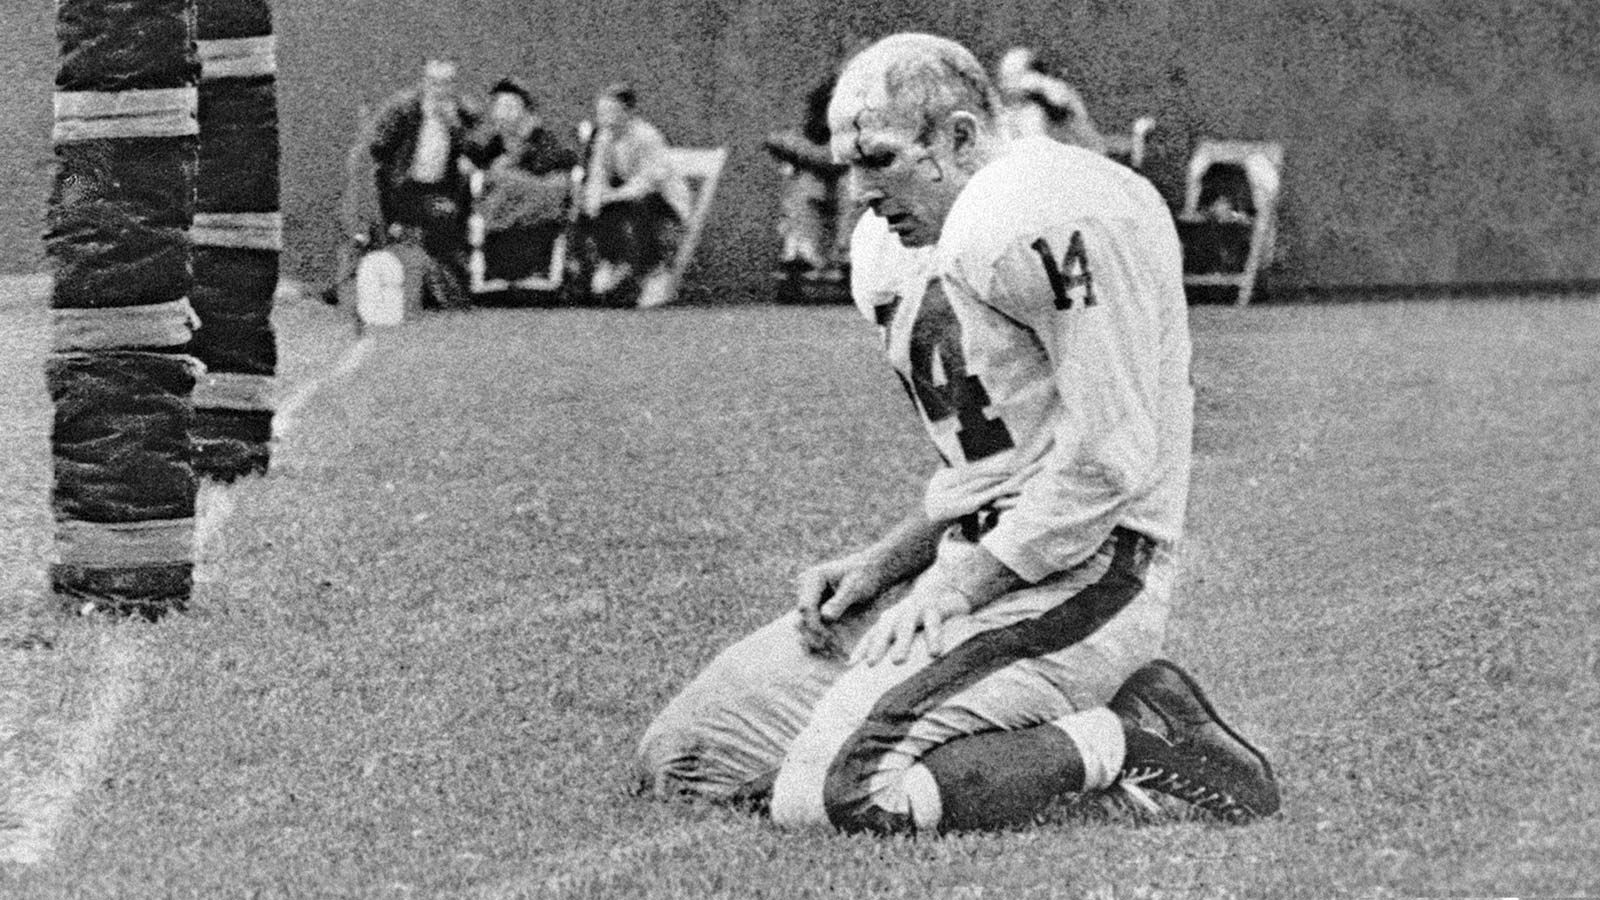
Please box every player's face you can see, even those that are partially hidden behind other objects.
[831,108,966,248]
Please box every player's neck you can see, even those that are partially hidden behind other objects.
[963,132,1006,175]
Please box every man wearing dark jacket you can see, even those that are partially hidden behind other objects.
[368,59,478,308]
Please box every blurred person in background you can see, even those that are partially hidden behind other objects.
[763,70,847,286]
[994,47,1108,153]
[763,33,872,292]
[467,77,580,283]
[577,82,691,308]
[368,58,479,309]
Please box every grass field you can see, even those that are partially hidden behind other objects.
[2,284,1598,899]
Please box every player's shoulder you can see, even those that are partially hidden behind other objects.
[962,138,1151,222]
[941,137,1161,268]
[941,139,1072,263]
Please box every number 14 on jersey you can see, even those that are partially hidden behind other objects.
[1030,231,1096,310]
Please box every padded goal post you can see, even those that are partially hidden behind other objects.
[190,0,282,480]
[47,0,201,618]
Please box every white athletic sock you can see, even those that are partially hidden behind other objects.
[1051,706,1126,792]
[902,763,944,831]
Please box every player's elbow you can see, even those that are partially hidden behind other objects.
[1078,418,1160,500]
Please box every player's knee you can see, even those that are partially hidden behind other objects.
[633,722,720,801]
[636,713,771,803]
[637,613,815,805]
[634,681,780,804]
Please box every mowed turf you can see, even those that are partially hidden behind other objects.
[2,289,1598,898]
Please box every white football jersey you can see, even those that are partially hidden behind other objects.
[851,136,1193,582]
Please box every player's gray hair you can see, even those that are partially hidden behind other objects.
[836,33,1001,143]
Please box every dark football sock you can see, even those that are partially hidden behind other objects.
[918,723,1087,832]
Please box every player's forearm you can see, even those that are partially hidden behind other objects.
[854,511,945,594]
[937,542,1030,613]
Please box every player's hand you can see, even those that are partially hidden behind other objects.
[850,582,972,668]
[795,554,877,658]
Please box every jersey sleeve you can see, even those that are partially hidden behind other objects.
[964,216,1168,582]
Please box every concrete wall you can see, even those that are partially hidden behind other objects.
[4,1,1599,297]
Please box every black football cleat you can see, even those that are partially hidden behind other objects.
[1109,659,1281,823]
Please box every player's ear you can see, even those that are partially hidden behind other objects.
[948,112,981,164]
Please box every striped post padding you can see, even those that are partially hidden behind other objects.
[46,0,200,620]
[190,0,281,481]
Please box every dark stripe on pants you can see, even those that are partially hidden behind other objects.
[821,527,1155,833]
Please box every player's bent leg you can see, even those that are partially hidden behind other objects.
[772,527,1171,834]
[635,610,850,806]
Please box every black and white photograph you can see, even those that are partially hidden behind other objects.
[1,1,1596,897]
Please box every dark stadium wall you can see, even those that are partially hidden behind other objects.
[3,1,1599,296]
